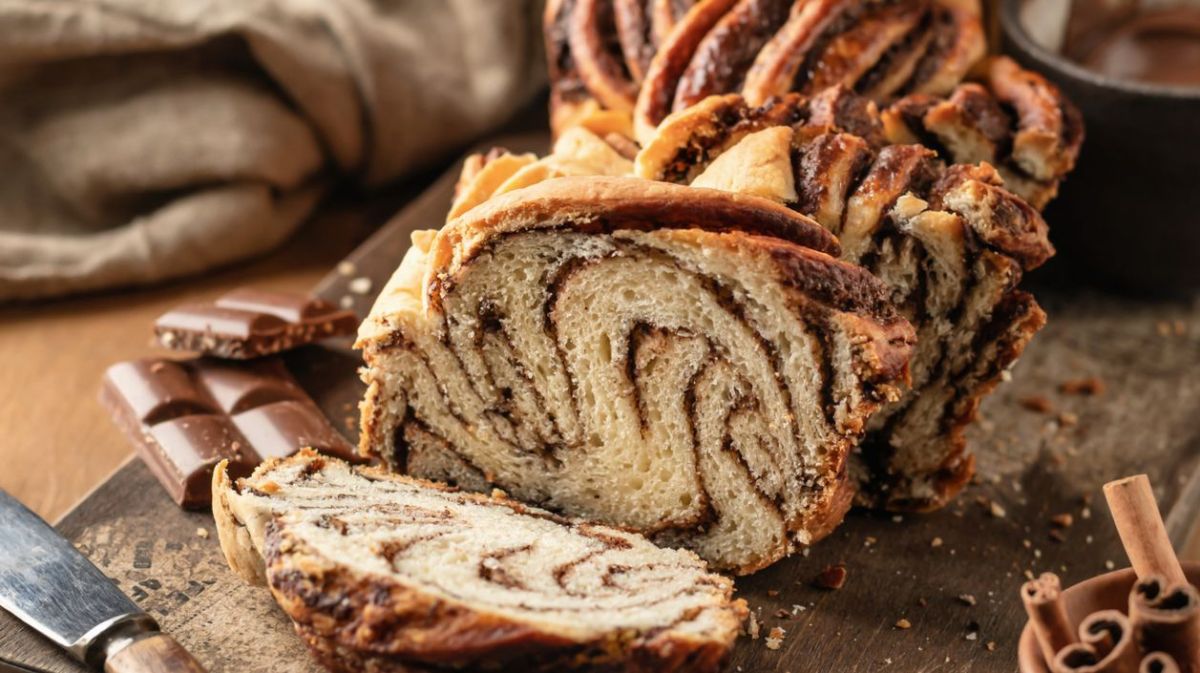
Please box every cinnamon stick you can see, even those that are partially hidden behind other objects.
[1129,576,1200,672]
[1140,652,1181,673]
[1103,475,1187,585]
[1024,572,1079,663]
[1053,610,1140,673]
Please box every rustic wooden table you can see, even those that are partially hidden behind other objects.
[2,131,1199,673]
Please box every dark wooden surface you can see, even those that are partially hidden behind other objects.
[3,134,1200,673]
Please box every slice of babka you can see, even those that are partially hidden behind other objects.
[357,176,914,573]
[214,450,747,673]
[634,95,1052,510]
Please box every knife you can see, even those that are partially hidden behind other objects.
[0,490,206,673]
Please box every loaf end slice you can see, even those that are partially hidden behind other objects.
[214,450,747,673]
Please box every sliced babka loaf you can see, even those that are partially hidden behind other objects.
[357,176,915,572]
[214,450,746,673]
[544,0,986,141]
[634,97,1052,510]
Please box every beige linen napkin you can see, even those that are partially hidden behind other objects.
[0,0,545,301]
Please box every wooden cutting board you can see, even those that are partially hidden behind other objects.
[4,134,1200,673]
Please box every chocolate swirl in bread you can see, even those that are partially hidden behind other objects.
[357,177,914,572]
[635,95,1051,510]
[546,0,986,141]
[214,450,746,673]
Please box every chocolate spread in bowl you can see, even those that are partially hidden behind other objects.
[1071,6,1200,88]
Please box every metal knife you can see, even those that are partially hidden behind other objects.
[0,490,206,673]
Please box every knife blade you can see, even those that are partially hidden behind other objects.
[0,490,206,672]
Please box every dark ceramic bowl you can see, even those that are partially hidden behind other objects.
[1017,563,1200,672]
[1001,0,1200,295]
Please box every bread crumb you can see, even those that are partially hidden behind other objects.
[747,611,760,639]
[1057,411,1078,427]
[1059,377,1105,396]
[196,528,209,539]
[339,295,355,309]
[986,641,997,651]
[813,563,847,590]
[1050,513,1074,528]
[931,537,943,548]
[348,277,373,295]
[1019,395,1053,413]
[895,618,912,630]
[765,626,785,650]
[1105,560,1115,570]
[957,594,977,606]
[337,261,357,276]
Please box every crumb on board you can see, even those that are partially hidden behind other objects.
[1050,513,1074,528]
[1059,377,1105,396]
[931,536,943,548]
[813,563,847,590]
[348,277,373,295]
[957,594,976,607]
[1019,395,1054,413]
[765,626,786,650]
[196,527,209,539]
[895,618,912,630]
[337,261,357,276]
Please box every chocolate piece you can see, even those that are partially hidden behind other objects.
[154,289,358,359]
[101,357,358,508]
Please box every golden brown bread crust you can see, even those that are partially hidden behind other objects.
[555,0,988,141]
[427,176,842,282]
[634,0,741,142]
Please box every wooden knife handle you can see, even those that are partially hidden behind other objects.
[104,634,208,673]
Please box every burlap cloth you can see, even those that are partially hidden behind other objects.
[0,0,545,301]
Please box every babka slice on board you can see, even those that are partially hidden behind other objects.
[357,176,914,573]
[214,450,746,673]
[634,97,1053,511]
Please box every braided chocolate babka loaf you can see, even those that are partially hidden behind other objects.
[357,176,915,572]
[214,450,746,673]
[545,0,985,141]
[634,93,1052,510]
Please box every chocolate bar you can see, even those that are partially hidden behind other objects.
[154,289,358,359]
[100,357,358,508]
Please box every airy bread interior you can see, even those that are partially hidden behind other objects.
[215,450,746,672]
[358,176,913,572]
